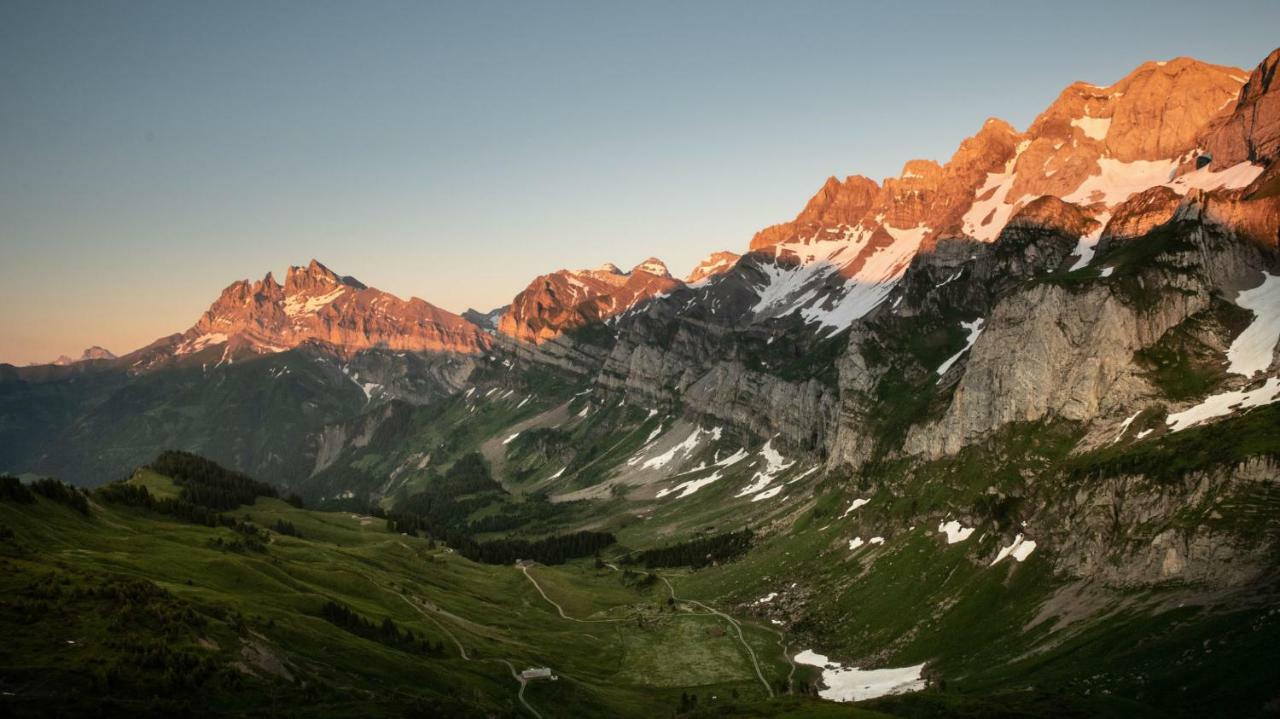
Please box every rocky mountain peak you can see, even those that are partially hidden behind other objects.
[685,251,741,283]
[715,49,1277,340]
[1029,56,1246,165]
[163,260,487,362]
[80,346,117,361]
[50,346,117,366]
[284,259,366,295]
[497,259,684,343]
[749,175,880,250]
[631,258,671,277]
[893,159,944,185]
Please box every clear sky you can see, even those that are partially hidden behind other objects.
[2,0,1278,364]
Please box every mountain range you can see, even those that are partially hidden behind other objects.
[3,46,1280,718]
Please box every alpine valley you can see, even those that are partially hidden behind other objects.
[4,47,1280,719]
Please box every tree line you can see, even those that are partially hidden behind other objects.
[0,475,90,515]
[96,481,230,527]
[148,450,293,511]
[318,600,446,657]
[625,529,753,569]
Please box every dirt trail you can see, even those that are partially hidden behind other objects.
[519,565,630,624]
[524,561,781,697]
[658,575,774,697]
[397,592,470,660]
[493,659,542,719]
[353,548,544,717]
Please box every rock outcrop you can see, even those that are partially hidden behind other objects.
[1196,47,1280,168]
[497,259,683,343]
[686,251,741,283]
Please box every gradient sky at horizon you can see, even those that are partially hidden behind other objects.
[3,0,1279,364]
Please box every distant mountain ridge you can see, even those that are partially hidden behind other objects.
[5,47,1279,494]
[49,346,116,366]
[22,53,1275,367]
[120,259,491,368]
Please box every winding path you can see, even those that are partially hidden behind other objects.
[519,563,777,697]
[493,659,542,719]
[657,574,774,697]
[355,549,545,717]
[518,564,632,624]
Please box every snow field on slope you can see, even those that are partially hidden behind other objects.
[935,319,985,378]
[1226,273,1280,377]
[1165,377,1280,432]
[793,650,926,702]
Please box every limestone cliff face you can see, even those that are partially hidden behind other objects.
[509,49,1279,474]
[900,207,1273,459]
[590,270,841,454]
[902,281,1193,459]
[1047,457,1280,588]
[1196,47,1280,168]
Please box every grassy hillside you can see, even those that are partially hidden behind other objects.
[0,470,801,718]
[4,400,1280,719]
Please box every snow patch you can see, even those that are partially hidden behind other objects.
[991,534,1037,565]
[644,424,665,443]
[936,319,985,377]
[937,520,975,544]
[793,650,926,702]
[284,287,345,317]
[961,140,1030,243]
[1070,115,1111,141]
[840,498,870,518]
[655,470,725,499]
[751,485,786,502]
[786,466,819,484]
[1226,273,1280,377]
[735,438,795,497]
[638,426,721,470]
[1068,211,1110,270]
[1165,378,1280,432]
[1112,410,1141,443]
[176,332,228,355]
[1167,160,1264,194]
[1064,158,1178,207]
[751,223,933,333]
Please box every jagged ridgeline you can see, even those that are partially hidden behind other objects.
[3,46,1280,718]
